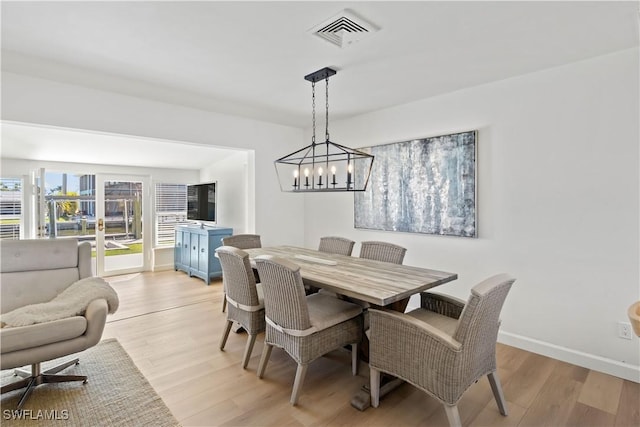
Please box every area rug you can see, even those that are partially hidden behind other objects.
[1,338,180,426]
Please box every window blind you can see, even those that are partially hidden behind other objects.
[155,183,187,247]
[0,178,22,240]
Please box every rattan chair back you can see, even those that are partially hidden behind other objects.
[359,241,406,264]
[216,246,259,309]
[221,234,262,250]
[318,236,355,256]
[254,255,311,331]
[454,274,515,367]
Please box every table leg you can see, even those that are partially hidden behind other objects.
[351,376,405,411]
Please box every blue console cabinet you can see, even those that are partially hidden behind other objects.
[174,225,233,285]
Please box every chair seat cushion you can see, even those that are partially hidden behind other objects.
[1,316,87,353]
[306,293,362,332]
[406,308,458,336]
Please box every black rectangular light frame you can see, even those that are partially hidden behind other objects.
[304,67,337,83]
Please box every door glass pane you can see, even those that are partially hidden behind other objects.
[43,171,95,239]
[42,171,96,271]
[104,180,143,272]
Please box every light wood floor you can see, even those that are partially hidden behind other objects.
[102,270,639,427]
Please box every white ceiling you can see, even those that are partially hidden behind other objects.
[1,1,638,169]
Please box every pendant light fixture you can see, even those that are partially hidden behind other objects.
[274,67,374,192]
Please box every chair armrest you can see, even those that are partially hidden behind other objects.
[83,299,108,347]
[420,292,466,319]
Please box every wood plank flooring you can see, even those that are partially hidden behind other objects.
[102,270,639,427]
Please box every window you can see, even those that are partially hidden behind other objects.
[155,183,187,247]
[0,178,22,240]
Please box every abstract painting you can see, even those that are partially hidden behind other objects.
[354,130,477,237]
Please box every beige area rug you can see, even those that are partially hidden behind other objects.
[1,338,180,427]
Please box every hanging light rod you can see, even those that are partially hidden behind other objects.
[274,67,374,193]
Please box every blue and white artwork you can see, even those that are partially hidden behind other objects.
[354,130,476,238]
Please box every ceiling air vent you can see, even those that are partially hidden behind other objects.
[309,9,379,48]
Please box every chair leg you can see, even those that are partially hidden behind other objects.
[42,374,87,384]
[351,343,359,375]
[222,294,227,312]
[43,358,79,375]
[16,378,37,410]
[370,366,381,408]
[220,320,233,350]
[14,369,31,379]
[488,371,508,416]
[444,404,462,427]
[0,377,31,394]
[257,343,273,379]
[290,363,308,405]
[242,334,257,369]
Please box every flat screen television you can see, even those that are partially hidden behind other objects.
[187,182,216,222]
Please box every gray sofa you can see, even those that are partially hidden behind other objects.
[1,238,113,408]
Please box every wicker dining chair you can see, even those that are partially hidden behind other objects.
[254,255,363,405]
[359,241,407,265]
[216,246,265,369]
[368,274,516,427]
[348,241,407,323]
[220,234,262,312]
[318,236,356,256]
[222,234,262,250]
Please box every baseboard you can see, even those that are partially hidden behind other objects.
[152,263,174,272]
[498,331,640,383]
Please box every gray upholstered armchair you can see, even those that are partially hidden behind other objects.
[368,274,516,427]
[1,239,118,409]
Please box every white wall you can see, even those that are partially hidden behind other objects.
[1,72,306,248]
[200,150,252,235]
[304,49,640,381]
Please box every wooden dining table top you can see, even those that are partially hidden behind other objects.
[244,245,458,306]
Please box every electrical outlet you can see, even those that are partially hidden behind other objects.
[618,322,633,340]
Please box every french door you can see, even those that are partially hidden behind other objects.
[95,174,151,276]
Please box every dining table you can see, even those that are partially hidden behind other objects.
[244,245,458,409]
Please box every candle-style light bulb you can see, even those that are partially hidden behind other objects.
[304,168,310,187]
[331,166,337,186]
[318,167,323,187]
[293,169,299,188]
[347,163,353,188]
